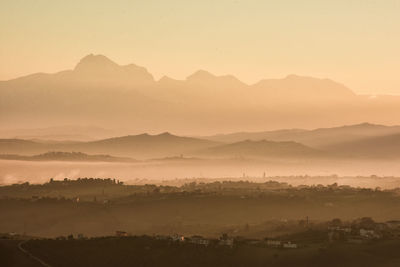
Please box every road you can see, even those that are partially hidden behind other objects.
[0,239,51,267]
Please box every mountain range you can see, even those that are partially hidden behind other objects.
[2,54,400,133]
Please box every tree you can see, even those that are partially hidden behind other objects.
[329,218,342,227]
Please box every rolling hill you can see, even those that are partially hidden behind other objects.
[204,123,400,148]
[67,132,220,159]
[0,125,118,141]
[0,151,133,162]
[322,133,400,158]
[0,133,220,160]
[197,139,322,159]
[3,125,400,160]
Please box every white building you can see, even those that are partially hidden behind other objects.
[266,240,281,247]
[219,238,234,247]
[283,242,297,249]
[190,236,210,246]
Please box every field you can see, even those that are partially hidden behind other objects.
[11,237,400,267]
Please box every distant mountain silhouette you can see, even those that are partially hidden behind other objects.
[252,74,356,103]
[2,126,400,160]
[2,54,400,132]
[197,139,322,159]
[0,139,50,155]
[0,125,118,141]
[322,133,400,158]
[0,133,220,160]
[3,54,155,89]
[186,70,247,89]
[205,123,400,148]
[74,132,220,158]
[0,151,133,162]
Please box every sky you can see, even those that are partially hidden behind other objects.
[1,0,399,94]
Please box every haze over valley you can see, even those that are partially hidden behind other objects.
[2,122,400,187]
[2,55,400,185]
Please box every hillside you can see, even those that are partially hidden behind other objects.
[0,125,118,141]
[69,132,220,159]
[205,123,400,148]
[3,126,400,160]
[0,151,133,162]
[0,133,220,159]
[2,180,400,237]
[197,139,322,159]
[323,133,400,158]
[0,139,48,155]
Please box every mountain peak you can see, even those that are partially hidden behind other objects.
[283,74,324,82]
[186,70,215,81]
[71,54,155,84]
[186,70,246,88]
[158,76,180,83]
[158,132,173,137]
[346,122,384,129]
[284,74,301,79]
[74,54,119,72]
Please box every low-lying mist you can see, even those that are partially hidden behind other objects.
[2,158,400,188]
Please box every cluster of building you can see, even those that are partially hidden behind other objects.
[156,233,235,247]
[265,240,298,249]
[118,232,299,249]
[328,219,400,244]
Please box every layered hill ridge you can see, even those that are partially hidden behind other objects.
[198,139,321,159]
[0,133,220,160]
[322,133,400,158]
[205,123,400,148]
[2,123,400,160]
[81,132,220,158]
[0,151,133,162]
[0,125,117,141]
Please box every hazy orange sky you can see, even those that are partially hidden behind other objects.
[1,0,399,94]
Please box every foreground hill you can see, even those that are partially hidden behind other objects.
[18,237,400,267]
[205,123,400,148]
[197,140,322,159]
[1,179,400,237]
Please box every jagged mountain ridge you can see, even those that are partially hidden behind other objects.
[1,54,400,133]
